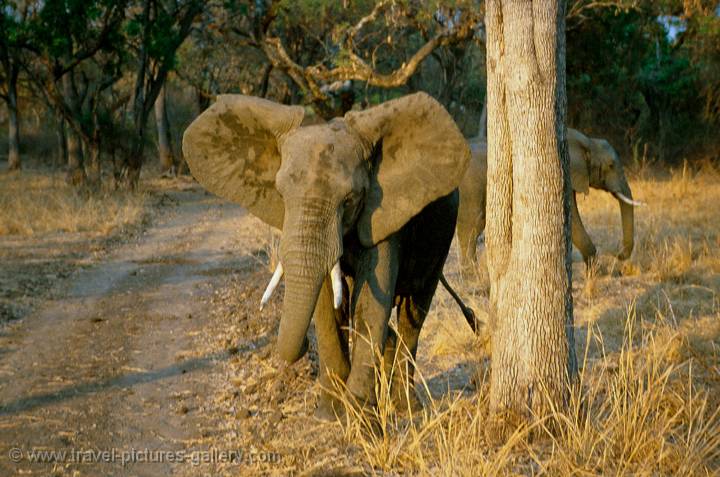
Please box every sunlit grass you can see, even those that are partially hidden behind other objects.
[0,171,146,236]
[325,303,720,476]
[326,162,720,475]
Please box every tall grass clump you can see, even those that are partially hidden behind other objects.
[0,172,146,236]
[328,304,720,476]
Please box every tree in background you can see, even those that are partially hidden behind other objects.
[123,0,202,189]
[0,1,37,171]
[566,0,719,163]
[30,0,127,187]
[677,1,720,133]
[224,0,483,118]
[2,0,717,183]
[153,84,175,174]
[484,0,576,431]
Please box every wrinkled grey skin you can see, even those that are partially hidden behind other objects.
[183,93,470,417]
[457,128,636,272]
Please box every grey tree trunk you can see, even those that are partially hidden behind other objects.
[66,129,85,186]
[55,114,68,168]
[85,109,102,189]
[86,142,101,188]
[154,85,175,174]
[62,74,86,185]
[484,0,576,423]
[7,73,20,171]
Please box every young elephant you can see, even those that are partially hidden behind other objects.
[183,93,470,417]
[457,128,642,272]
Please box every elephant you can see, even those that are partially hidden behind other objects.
[456,128,642,272]
[182,92,470,418]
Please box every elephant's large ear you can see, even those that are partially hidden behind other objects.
[568,128,591,194]
[182,95,304,230]
[345,92,470,246]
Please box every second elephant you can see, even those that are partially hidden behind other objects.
[457,128,641,271]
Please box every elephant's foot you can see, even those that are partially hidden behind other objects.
[315,392,346,421]
[583,253,598,270]
[617,248,632,261]
[391,385,424,415]
[315,388,378,423]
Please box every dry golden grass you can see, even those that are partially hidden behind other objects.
[326,162,720,476]
[0,171,146,236]
[324,306,719,475]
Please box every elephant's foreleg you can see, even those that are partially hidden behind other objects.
[346,237,400,406]
[456,194,485,276]
[456,219,480,276]
[570,192,597,265]
[314,276,351,419]
[384,293,433,412]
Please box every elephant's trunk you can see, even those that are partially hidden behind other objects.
[615,180,635,260]
[276,200,342,363]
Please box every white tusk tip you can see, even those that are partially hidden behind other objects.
[260,263,284,310]
[615,192,645,207]
[330,262,343,310]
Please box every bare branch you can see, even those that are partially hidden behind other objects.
[567,0,640,27]
[261,10,480,103]
[345,0,391,42]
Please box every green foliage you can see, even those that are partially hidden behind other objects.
[4,0,718,174]
[566,4,718,163]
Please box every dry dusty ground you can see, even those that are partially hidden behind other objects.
[0,164,718,476]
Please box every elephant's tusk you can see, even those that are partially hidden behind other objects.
[614,192,646,207]
[260,262,284,311]
[330,262,343,310]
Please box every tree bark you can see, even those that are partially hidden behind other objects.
[484,0,576,424]
[85,109,102,189]
[55,114,68,168]
[7,70,20,171]
[62,74,86,185]
[154,85,175,174]
[195,87,210,113]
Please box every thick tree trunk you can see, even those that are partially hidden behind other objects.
[62,74,86,185]
[66,129,85,186]
[154,85,175,174]
[485,0,576,423]
[85,109,102,189]
[7,73,21,171]
[85,141,102,189]
[195,87,210,114]
[55,114,68,169]
[126,126,145,189]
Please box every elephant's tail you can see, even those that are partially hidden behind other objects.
[439,274,481,333]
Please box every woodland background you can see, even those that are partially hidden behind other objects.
[1,0,719,184]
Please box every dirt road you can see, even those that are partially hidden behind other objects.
[0,186,286,476]
[0,183,483,476]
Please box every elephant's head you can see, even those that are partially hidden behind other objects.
[182,93,469,363]
[568,128,642,260]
